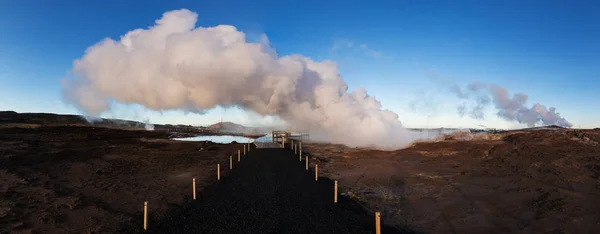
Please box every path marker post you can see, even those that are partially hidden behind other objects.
[334,180,338,203]
[299,142,302,160]
[238,150,240,162]
[230,156,233,169]
[244,145,246,155]
[315,164,318,181]
[217,164,221,180]
[143,201,148,230]
[375,212,381,234]
[248,141,250,152]
[295,144,297,154]
[305,156,308,170]
[193,178,196,200]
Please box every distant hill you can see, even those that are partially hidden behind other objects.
[208,121,272,135]
[208,121,247,132]
[0,111,273,136]
[0,111,147,129]
[520,125,566,131]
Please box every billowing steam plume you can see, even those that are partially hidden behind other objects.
[61,9,411,148]
[451,82,572,128]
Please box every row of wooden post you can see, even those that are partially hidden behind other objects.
[143,139,381,233]
[143,140,252,231]
[290,140,381,234]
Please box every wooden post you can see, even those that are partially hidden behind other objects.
[282,137,285,148]
[334,180,338,203]
[248,141,250,152]
[315,164,318,181]
[305,156,308,170]
[295,144,297,154]
[143,201,148,230]
[217,164,220,180]
[193,178,196,200]
[244,145,246,155]
[375,212,381,234]
[229,156,233,169]
[238,150,240,162]
[299,149,302,161]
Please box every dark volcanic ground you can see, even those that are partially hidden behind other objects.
[0,125,244,233]
[303,128,600,233]
[2,111,600,233]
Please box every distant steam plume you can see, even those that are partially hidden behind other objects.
[144,123,155,131]
[451,82,572,128]
[61,9,412,148]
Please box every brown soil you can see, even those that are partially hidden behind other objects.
[302,129,600,234]
[0,124,243,233]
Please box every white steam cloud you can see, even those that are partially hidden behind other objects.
[452,82,572,128]
[61,9,411,148]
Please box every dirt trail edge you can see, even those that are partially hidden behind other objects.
[130,148,409,234]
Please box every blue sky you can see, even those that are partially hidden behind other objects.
[0,0,598,128]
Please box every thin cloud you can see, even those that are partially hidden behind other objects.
[331,39,354,51]
[331,39,382,58]
[359,44,382,58]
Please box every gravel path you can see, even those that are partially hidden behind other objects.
[146,148,403,234]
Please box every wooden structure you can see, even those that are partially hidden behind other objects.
[272,130,290,144]
[272,130,310,144]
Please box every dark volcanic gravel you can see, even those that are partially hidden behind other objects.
[138,148,404,234]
